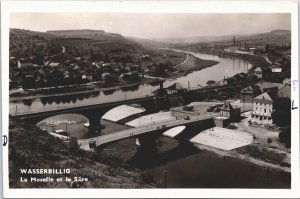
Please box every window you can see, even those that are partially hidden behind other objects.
[264,108,266,113]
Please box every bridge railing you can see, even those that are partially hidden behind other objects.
[80,113,219,145]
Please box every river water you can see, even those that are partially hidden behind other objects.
[9,52,290,188]
[10,52,251,114]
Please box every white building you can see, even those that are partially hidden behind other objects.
[254,67,263,79]
[250,92,273,125]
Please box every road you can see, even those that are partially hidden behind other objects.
[78,113,218,150]
[173,53,189,68]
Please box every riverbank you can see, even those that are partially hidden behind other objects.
[184,48,270,69]
[9,51,218,101]
[194,143,290,173]
[9,77,161,101]
[9,118,155,188]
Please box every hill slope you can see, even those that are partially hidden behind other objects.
[9,28,153,60]
[9,118,154,188]
[152,30,291,46]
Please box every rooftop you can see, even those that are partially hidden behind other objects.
[254,92,273,101]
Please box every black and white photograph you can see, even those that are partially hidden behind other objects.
[1,0,299,198]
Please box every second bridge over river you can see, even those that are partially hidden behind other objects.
[78,113,219,150]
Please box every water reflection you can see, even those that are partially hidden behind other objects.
[22,99,33,107]
[120,84,140,92]
[10,52,253,112]
[103,89,116,95]
[40,91,100,106]
[147,79,165,86]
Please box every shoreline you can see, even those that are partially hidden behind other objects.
[9,51,219,101]
[195,144,290,173]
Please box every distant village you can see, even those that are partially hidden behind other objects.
[9,51,173,90]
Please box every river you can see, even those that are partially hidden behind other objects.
[10,52,251,114]
[9,52,290,188]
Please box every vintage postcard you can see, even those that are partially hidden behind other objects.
[1,0,299,198]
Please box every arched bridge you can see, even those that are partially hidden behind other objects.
[78,113,218,150]
[16,96,158,131]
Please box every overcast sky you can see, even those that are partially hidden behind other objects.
[10,13,290,38]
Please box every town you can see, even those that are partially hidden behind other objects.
[8,15,292,189]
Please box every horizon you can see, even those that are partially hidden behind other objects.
[10,27,291,40]
[10,13,291,39]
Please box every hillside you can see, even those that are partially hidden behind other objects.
[9,28,61,61]
[152,30,291,47]
[9,117,154,188]
[9,28,153,61]
[47,29,125,41]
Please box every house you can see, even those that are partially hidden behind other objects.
[166,83,187,94]
[219,79,227,86]
[250,92,273,126]
[48,62,60,67]
[102,63,111,69]
[225,77,237,84]
[254,67,263,79]
[277,85,291,99]
[282,78,291,86]
[220,101,241,120]
[256,81,283,93]
[240,86,255,103]
[130,64,140,72]
[270,65,282,73]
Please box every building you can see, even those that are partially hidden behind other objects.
[270,65,282,73]
[250,92,273,125]
[166,83,187,94]
[255,81,282,93]
[240,86,255,103]
[220,101,241,120]
[254,67,263,79]
[282,78,291,86]
[277,85,291,99]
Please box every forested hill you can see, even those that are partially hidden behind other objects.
[9,28,153,63]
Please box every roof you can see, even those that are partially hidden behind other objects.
[254,92,273,101]
[220,101,234,110]
[49,63,60,67]
[241,86,254,93]
[167,83,185,90]
[256,81,282,90]
[278,85,291,98]
[254,67,262,72]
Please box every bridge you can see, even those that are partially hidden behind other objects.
[16,96,159,132]
[78,113,218,150]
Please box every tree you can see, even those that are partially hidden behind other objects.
[206,80,215,86]
[279,127,291,148]
[271,97,291,127]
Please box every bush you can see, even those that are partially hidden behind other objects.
[267,138,272,145]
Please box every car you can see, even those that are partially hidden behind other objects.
[183,105,194,111]
[207,106,216,112]
[184,116,190,120]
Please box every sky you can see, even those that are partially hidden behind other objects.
[10,13,291,39]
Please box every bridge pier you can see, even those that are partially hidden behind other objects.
[82,111,105,134]
[137,133,161,150]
